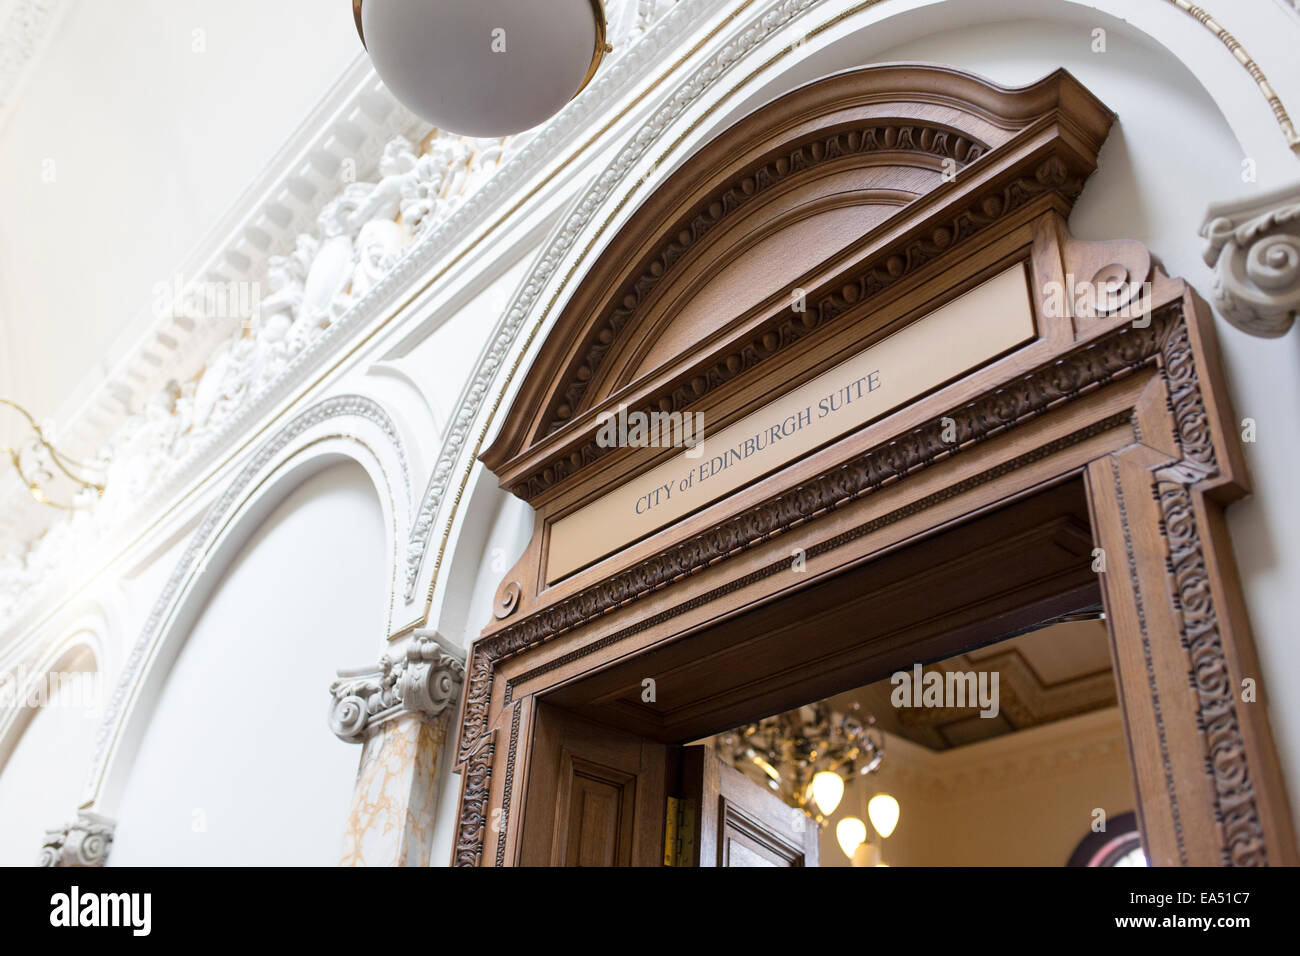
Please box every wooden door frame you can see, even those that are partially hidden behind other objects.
[450,65,1298,867]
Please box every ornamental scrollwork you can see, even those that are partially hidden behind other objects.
[329,629,465,743]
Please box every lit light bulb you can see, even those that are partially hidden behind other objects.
[852,842,881,867]
[868,793,900,839]
[836,816,867,860]
[810,771,845,817]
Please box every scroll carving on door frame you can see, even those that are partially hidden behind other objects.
[450,65,1299,867]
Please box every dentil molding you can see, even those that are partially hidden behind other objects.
[329,629,465,743]
[1202,180,1300,337]
[39,811,114,867]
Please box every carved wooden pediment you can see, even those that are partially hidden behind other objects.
[455,63,1300,871]
[481,65,1114,505]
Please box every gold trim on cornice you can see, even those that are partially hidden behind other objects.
[351,0,610,102]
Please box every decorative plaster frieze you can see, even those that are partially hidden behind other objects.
[0,0,697,633]
[329,629,465,744]
[1202,180,1300,337]
[38,811,114,867]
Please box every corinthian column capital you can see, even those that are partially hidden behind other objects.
[1201,181,1300,337]
[39,811,115,867]
[328,629,465,743]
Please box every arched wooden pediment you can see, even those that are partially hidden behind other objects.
[481,64,1113,504]
[457,61,1300,872]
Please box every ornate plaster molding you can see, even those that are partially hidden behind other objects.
[0,0,702,629]
[39,811,114,867]
[329,629,465,744]
[880,710,1130,802]
[1201,180,1300,337]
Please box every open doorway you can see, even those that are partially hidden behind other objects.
[520,477,1147,866]
[707,615,1141,867]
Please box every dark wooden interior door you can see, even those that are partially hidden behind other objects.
[519,701,670,866]
[676,745,819,867]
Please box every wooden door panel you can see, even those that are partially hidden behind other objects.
[560,755,636,866]
[519,701,668,866]
[681,745,818,867]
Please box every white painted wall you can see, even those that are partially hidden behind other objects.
[108,462,384,866]
[0,645,98,866]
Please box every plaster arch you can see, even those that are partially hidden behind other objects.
[83,395,410,814]
[0,624,103,773]
[0,626,101,866]
[433,462,535,648]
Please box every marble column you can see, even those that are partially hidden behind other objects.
[329,628,464,866]
[1201,181,1300,337]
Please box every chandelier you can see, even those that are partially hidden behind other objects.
[716,700,900,865]
[716,701,886,820]
[353,0,611,137]
[1,399,105,509]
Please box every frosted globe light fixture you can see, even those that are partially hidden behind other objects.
[354,0,610,137]
[809,770,845,818]
[836,817,867,861]
[868,793,900,840]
